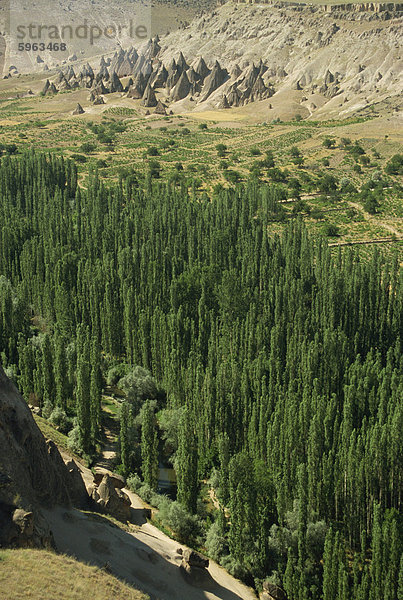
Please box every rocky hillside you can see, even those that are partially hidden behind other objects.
[0,365,89,548]
[155,0,402,118]
[0,0,210,75]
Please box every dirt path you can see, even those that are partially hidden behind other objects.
[45,503,257,600]
[58,442,257,599]
[96,422,117,471]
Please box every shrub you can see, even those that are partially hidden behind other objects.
[262,151,275,168]
[323,223,340,237]
[289,146,302,158]
[322,138,335,149]
[363,195,379,215]
[118,365,158,410]
[149,160,161,178]
[138,483,154,503]
[223,169,241,184]
[165,501,202,544]
[205,521,229,562]
[250,147,261,156]
[385,154,403,176]
[317,174,338,194]
[49,406,73,434]
[80,142,96,154]
[42,400,53,419]
[67,424,82,454]
[349,143,365,158]
[339,177,356,194]
[220,555,250,580]
[71,154,87,163]
[216,143,227,158]
[127,473,142,492]
[107,363,130,386]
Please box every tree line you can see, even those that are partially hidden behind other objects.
[0,151,401,598]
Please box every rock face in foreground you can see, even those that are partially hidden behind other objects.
[180,548,213,587]
[261,580,287,600]
[0,365,89,548]
[88,473,131,522]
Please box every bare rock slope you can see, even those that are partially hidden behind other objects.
[157,1,402,117]
[0,365,89,548]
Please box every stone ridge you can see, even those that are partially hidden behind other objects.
[224,0,403,11]
[0,365,89,548]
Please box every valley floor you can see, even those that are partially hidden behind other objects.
[47,457,257,600]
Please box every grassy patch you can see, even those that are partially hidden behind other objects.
[0,549,149,600]
[32,414,81,460]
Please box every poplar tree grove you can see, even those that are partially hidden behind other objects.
[0,152,401,597]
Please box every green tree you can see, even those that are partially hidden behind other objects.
[141,400,159,490]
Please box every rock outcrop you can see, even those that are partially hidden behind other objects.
[171,71,192,101]
[88,473,131,522]
[142,83,158,107]
[0,365,89,548]
[261,580,287,600]
[180,549,212,587]
[72,103,85,115]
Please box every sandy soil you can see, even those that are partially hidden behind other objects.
[52,458,257,600]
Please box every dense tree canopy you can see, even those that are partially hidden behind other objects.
[0,151,401,597]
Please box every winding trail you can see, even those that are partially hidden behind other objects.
[53,402,257,600]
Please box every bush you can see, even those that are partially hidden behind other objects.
[138,483,154,504]
[339,177,356,194]
[220,555,250,580]
[147,146,160,156]
[48,406,73,434]
[199,123,208,130]
[42,400,53,420]
[289,146,302,158]
[165,501,203,544]
[3,364,17,382]
[80,142,96,154]
[149,160,161,178]
[385,154,403,176]
[216,143,227,158]
[205,521,229,562]
[363,195,379,215]
[107,363,130,386]
[323,223,340,237]
[127,473,142,492]
[317,174,338,194]
[349,143,365,158]
[71,154,87,163]
[250,147,261,156]
[223,169,241,184]
[118,366,158,410]
[322,138,335,149]
[67,425,82,454]
[261,151,275,168]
